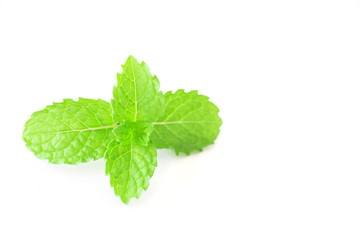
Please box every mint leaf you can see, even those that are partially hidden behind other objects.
[112,121,153,144]
[105,123,157,203]
[112,55,165,122]
[151,90,222,155]
[23,56,222,203]
[23,98,116,164]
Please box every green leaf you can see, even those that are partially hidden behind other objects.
[105,138,157,204]
[112,121,154,144]
[23,98,116,164]
[151,90,222,155]
[21,55,223,204]
[112,55,165,122]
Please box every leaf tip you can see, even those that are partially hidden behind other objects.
[125,55,139,65]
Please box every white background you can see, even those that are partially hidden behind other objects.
[1,0,360,239]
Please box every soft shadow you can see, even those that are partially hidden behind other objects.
[47,158,106,175]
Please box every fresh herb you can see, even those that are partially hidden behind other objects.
[23,56,222,203]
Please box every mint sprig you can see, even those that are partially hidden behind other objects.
[23,56,222,203]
